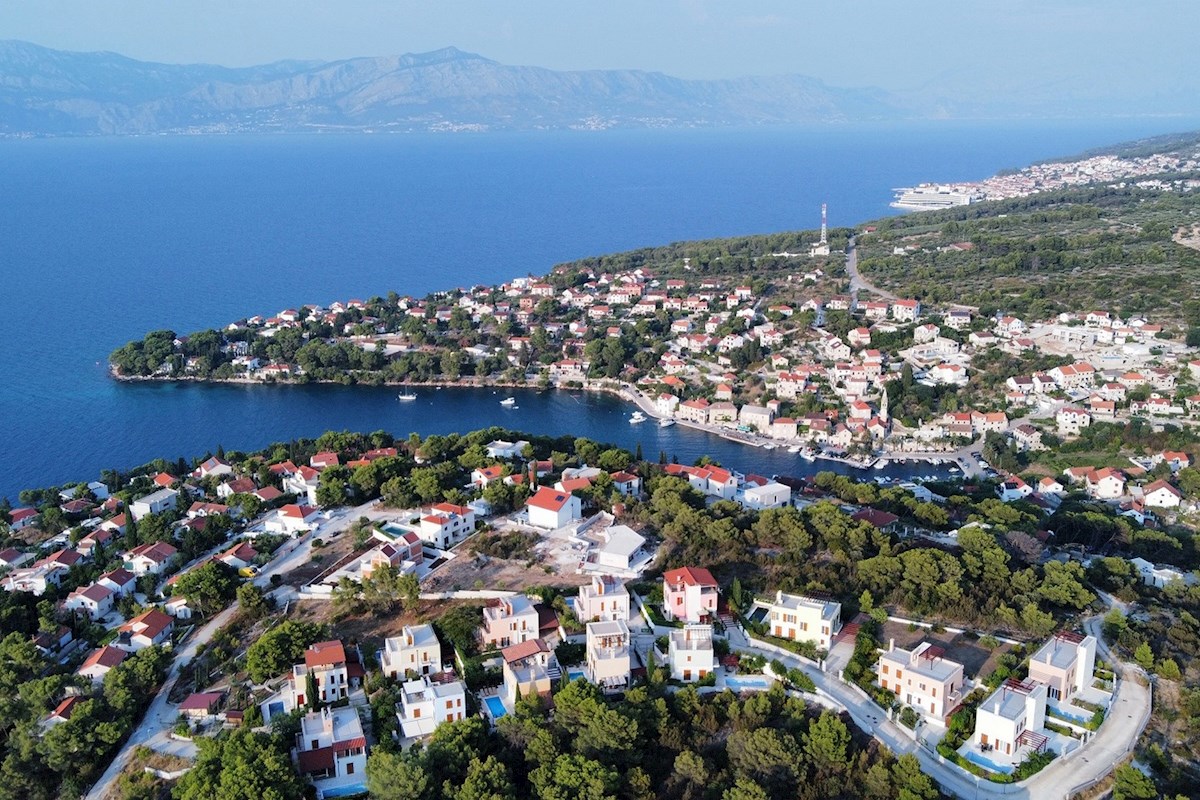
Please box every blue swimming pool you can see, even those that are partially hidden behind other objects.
[484,696,507,719]
[726,675,773,692]
[319,783,368,799]
[568,669,586,682]
[962,751,1014,775]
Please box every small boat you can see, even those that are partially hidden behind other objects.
[659,418,676,428]
[629,412,647,425]
[500,397,516,406]
[873,461,886,470]
[762,443,777,450]
[397,392,417,401]
[787,446,801,454]
[800,447,816,461]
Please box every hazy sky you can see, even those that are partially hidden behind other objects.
[3,0,1196,91]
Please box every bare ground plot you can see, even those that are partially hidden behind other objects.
[280,534,361,588]
[423,548,590,594]
[288,597,477,663]
[1174,224,1200,251]
[881,620,1019,681]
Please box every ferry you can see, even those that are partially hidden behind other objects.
[659,418,676,428]
[500,397,516,406]
[397,391,417,401]
[629,411,647,425]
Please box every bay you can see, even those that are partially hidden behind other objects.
[1,119,1195,498]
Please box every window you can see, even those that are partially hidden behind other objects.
[881,665,889,675]
[445,700,453,709]
[896,670,902,680]
[311,739,319,749]
[931,687,937,697]
[347,762,354,775]
[413,708,421,718]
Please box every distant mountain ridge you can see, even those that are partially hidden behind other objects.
[0,40,908,136]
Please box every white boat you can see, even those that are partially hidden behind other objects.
[659,418,676,428]
[629,412,647,425]
[800,448,816,461]
[873,460,886,470]
[762,443,777,450]
[787,446,801,454]
[397,392,417,401]
[500,397,516,406]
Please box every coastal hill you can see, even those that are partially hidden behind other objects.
[0,40,905,136]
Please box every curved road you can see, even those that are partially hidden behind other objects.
[845,236,897,301]
[726,606,1151,800]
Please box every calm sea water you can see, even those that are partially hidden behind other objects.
[2,120,1195,498]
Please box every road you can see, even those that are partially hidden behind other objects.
[82,513,347,800]
[845,237,897,302]
[726,609,1152,800]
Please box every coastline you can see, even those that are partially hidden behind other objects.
[113,369,968,477]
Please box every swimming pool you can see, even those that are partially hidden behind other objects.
[484,695,507,719]
[962,750,1014,775]
[747,607,769,623]
[568,669,586,682]
[319,783,368,799]
[1048,703,1091,723]
[726,675,773,692]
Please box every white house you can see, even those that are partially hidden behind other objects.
[123,541,179,576]
[739,481,792,511]
[295,706,368,784]
[415,503,476,549]
[396,674,467,739]
[667,624,715,682]
[130,488,178,521]
[526,487,582,530]
[590,525,646,574]
[75,645,127,685]
[267,503,321,535]
[972,679,1049,766]
[1142,480,1182,509]
[382,624,444,680]
[573,575,630,623]
[763,590,842,651]
[485,440,531,459]
[64,583,116,619]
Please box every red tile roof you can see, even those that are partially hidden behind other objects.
[663,566,717,588]
[527,486,573,512]
[79,645,127,671]
[501,638,549,663]
[304,640,347,668]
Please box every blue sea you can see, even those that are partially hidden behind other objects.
[1,119,1194,499]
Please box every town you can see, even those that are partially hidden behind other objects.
[0,395,1195,799]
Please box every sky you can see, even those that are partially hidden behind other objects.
[2,0,1197,93]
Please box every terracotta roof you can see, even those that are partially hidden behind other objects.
[52,696,84,720]
[501,638,549,663]
[527,486,573,512]
[663,566,718,588]
[128,541,178,563]
[79,645,127,671]
[297,746,335,774]
[304,640,348,668]
[121,609,174,640]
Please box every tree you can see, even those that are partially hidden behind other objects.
[245,621,323,684]
[172,561,239,616]
[722,778,770,800]
[366,750,430,800]
[236,583,271,620]
[1157,658,1181,680]
[1112,764,1157,800]
[529,753,619,800]
[892,753,937,800]
[451,755,515,800]
[173,728,304,800]
[805,712,851,775]
[1134,642,1155,671]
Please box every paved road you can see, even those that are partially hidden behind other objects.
[727,609,1151,800]
[845,237,897,302]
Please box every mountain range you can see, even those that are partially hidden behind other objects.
[0,40,908,136]
[3,40,1199,137]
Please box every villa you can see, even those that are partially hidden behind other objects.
[762,590,842,650]
[130,488,178,521]
[662,566,719,623]
[481,594,540,649]
[500,638,561,708]
[396,673,467,739]
[573,575,630,623]
[972,678,1049,766]
[1026,631,1096,704]
[416,502,476,548]
[876,641,965,724]
[290,640,365,708]
[585,620,632,692]
[526,487,582,530]
[667,624,715,682]
[382,624,445,680]
[295,706,368,786]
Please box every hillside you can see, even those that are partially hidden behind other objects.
[0,40,906,136]
[853,183,1200,328]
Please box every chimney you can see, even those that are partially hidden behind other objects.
[776,589,783,603]
[993,701,1001,714]
[889,638,895,651]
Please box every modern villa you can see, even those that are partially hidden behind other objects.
[585,620,632,692]
[573,575,630,623]
[762,590,842,650]
[667,623,716,682]
[876,641,965,724]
